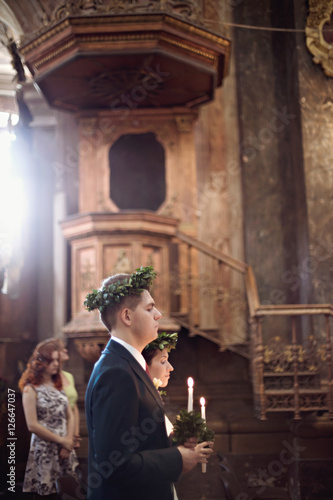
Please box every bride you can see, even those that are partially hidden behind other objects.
[142,333,214,456]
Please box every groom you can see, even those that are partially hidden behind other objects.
[85,267,200,500]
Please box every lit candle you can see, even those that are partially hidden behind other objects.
[187,377,194,412]
[200,397,206,421]
[200,397,207,473]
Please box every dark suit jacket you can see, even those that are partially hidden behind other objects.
[85,339,182,500]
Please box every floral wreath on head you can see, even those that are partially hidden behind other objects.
[144,332,178,353]
[84,266,157,313]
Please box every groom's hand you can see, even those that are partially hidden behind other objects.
[184,436,198,449]
[177,446,199,473]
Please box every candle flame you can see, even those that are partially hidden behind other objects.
[200,397,205,406]
[187,377,194,388]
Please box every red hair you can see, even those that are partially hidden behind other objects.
[18,339,62,392]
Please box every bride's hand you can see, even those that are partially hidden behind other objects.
[194,441,214,463]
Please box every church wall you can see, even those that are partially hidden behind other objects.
[195,0,247,342]
[293,0,333,307]
[227,2,333,498]
[233,0,312,341]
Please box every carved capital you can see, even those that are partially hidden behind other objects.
[79,117,99,137]
[175,114,196,133]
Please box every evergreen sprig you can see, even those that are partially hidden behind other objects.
[84,266,157,312]
[199,427,215,442]
[173,410,205,444]
[172,409,215,445]
[144,332,178,352]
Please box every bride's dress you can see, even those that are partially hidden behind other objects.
[165,415,178,500]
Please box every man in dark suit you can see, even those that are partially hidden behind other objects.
[85,267,201,500]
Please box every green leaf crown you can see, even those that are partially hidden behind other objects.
[144,332,178,352]
[84,266,157,313]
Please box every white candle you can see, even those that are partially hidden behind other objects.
[200,397,206,421]
[187,377,194,412]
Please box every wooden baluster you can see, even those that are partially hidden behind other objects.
[292,316,300,420]
[187,244,193,329]
[255,317,267,420]
[325,314,333,418]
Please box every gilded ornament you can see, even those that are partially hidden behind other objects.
[306,0,333,77]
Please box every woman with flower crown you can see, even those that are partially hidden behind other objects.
[18,339,78,499]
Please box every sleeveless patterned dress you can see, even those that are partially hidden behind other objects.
[23,384,78,495]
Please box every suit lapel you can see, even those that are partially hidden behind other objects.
[128,357,165,412]
[104,339,165,413]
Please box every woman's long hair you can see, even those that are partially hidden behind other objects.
[18,339,62,392]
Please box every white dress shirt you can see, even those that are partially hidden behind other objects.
[111,336,146,371]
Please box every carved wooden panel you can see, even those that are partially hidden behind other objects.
[75,245,97,316]
[103,245,133,276]
[78,110,199,232]
[61,212,179,330]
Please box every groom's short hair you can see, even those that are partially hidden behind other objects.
[100,273,149,332]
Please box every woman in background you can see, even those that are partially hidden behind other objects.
[19,339,78,499]
[55,339,81,448]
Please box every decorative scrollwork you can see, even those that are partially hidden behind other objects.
[263,336,320,374]
[299,392,327,409]
[88,67,166,105]
[254,330,332,418]
[264,373,321,391]
[21,0,205,45]
[306,0,333,78]
[266,392,328,411]
[266,394,295,410]
[52,0,203,24]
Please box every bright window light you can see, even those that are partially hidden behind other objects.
[0,122,27,295]
[0,111,19,128]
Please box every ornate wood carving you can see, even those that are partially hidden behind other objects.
[251,313,333,420]
[77,109,199,228]
[19,11,230,112]
[53,0,203,26]
[306,0,333,77]
[175,114,197,133]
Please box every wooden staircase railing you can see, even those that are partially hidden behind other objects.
[171,229,250,354]
[172,230,333,420]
